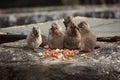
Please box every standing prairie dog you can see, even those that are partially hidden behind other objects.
[63,16,73,28]
[64,22,82,50]
[78,21,96,52]
[26,26,42,49]
[48,22,64,49]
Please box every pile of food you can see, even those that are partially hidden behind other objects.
[38,49,97,61]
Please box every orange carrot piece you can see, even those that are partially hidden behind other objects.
[83,56,88,60]
[93,50,97,55]
[61,56,66,61]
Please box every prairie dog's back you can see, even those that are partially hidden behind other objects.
[78,21,96,51]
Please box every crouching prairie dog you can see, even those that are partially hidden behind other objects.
[26,26,42,49]
[78,21,96,52]
[48,22,64,49]
[64,22,82,50]
[40,34,48,47]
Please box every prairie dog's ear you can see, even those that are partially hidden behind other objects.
[32,26,40,31]
[32,26,36,31]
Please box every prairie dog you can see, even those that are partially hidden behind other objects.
[64,22,82,50]
[78,21,96,52]
[26,26,42,49]
[48,22,64,49]
[63,16,73,28]
[40,34,48,47]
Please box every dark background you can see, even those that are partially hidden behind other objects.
[0,0,120,9]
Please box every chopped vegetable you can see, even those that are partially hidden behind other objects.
[80,54,86,57]
[61,56,66,61]
[83,56,88,60]
[38,52,43,56]
[58,53,63,59]
[40,49,92,61]
[93,50,97,55]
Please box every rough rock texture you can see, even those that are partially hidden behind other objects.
[0,39,120,80]
[0,17,120,80]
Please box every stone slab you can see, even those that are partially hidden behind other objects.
[0,39,120,80]
[0,17,120,37]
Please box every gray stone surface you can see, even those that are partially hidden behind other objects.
[0,17,120,80]
[0,17,120,37]
[0,39,120,80]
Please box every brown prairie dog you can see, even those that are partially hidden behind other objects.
[48,22,64,49]
[26,26,42,49]
[64,22,82,50]
[78,21,96,52]
[63,16,73,28]
[40,34,48,47]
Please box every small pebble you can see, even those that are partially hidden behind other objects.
[58,53,63,59]
[12,57,16,61]
[83,56,88,60]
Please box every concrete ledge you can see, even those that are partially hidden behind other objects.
[0,16,120,37]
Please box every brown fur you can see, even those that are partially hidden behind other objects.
[78,21,96,52]
[63,16,73,28]
[64,22,82,50]
[48,22,64,49]
[26,27,42,49]
[39,34,48,47]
